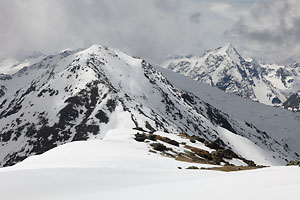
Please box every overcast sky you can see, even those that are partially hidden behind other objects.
[0,0,299,64]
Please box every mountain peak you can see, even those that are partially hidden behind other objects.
[213,43,235,52]
[161,43,291,106]
[224,43,235,49]
[89,44,105,50]
[220,43,241,57]
[202,43,242,62]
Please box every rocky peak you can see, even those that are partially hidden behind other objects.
[206,43,243,63]
[162,44,298,107]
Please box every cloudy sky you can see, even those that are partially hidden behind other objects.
[0,0,299,64]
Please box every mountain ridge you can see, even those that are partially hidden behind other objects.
[162,44,300,109]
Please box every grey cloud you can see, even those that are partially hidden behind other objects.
[0,0,213,63]
[189,12,202,24]
[229,0,300,63]
[3,0,297,65]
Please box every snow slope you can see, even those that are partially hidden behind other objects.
[156,66,300,163]
[162,44,300,107]
[6,128,218,170]
[0,129,299,200]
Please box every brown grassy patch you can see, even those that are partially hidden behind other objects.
[287,160,300,166]
[178,133,206,143]
[154,135,179,147]
[175,155,213,165]
[134,133,179,146]
[186,166,199,169]
[201,165,266,172]
[178,133,191,139]
[184,145,212,160]
[138,132,258,168]
[150,143,168,152]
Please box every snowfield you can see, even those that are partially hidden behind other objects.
[0,128,299,200]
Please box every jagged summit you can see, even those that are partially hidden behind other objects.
[162,44,300,107]
[212,43,235,53]
[162,44,259,101]
[201,43,240,58]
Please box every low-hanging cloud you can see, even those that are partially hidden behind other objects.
[0,0,211,63]
[229,0,300,63]
[2,0,295,65]
[189,12,202,24]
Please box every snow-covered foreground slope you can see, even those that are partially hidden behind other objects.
[0,129,299,200]
[1,129,220,170]
[1,165,299,200]
[156,66,300,162]
[162,44,300,108]
[0,44,299,168]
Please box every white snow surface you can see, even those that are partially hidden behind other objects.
[217,127,280,166]
[8,128,216,170]
[0,128,299,200]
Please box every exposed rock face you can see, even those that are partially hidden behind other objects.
[283,93,300,111]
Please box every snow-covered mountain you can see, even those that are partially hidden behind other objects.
[162,44,300,107]
[0,44,299,168]
[0,51,46,99]
[0,51,45,75]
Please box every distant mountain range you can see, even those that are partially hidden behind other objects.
[162,44,300,111]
